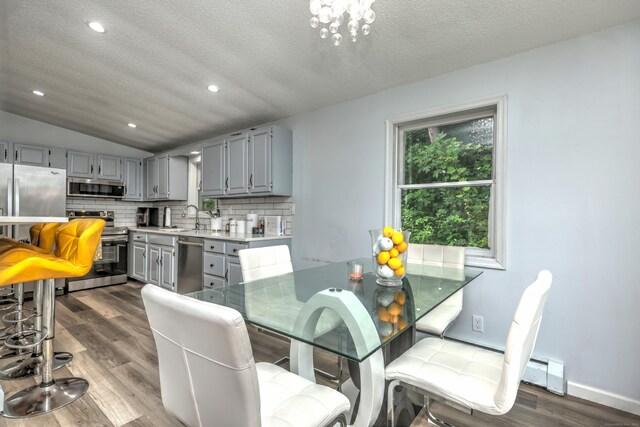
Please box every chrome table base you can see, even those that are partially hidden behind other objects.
[2,377,90,418]
[0,351,72,380]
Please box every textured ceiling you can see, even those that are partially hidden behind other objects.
[1,1,639,152]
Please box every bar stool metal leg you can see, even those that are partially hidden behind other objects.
[0,281,73,379]
[0,283,29,360]
[2,279,89,418]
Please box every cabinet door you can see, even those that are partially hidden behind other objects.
[148,244,161,285]
[227,260,243,286]
[226,133,249,195]
[249,127,272,193]
[123,158,142,200]
[0,142,8,163]
[67,151,95,178]
[145,157,157,199]
[15,144,50,168]
[160,246,175,291]
[97,155,121,180]
[156,155,170,199]
[48,147,67,169]
[131,242,148,281]
[201,140,226,196]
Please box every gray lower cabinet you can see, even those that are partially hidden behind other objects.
[128,232,177,291]
[202,238,291,289]
[131,241,148,281]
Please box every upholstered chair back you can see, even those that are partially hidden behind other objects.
[29,222,60,251]
[238,245,293,282]
[141,284,261,427]
[54,219,104,271]
[494,270,552,412]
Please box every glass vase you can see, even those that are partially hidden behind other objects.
[369,228,410,287]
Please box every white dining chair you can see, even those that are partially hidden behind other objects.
[385,270,553,427]
[238,245,344,382]
[408,244,465,337]
[141,284,350,427]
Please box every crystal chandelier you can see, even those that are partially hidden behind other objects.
[309,0,376,46]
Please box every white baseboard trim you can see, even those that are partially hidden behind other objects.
[567,381,640,416]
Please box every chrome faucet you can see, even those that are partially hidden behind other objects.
[181,204,201,230]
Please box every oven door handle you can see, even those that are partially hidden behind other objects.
[100,235,128,243]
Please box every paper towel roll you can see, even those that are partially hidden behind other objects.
[246,213,258,229]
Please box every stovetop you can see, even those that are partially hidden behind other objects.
[66,210,128,235]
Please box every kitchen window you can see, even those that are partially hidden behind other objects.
[384,96,507,269]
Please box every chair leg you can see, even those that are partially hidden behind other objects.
[425,396,456,427]
[387,379,400,427]
[0,284,29,360]
[0,281,72,379]
[2,279,89,418]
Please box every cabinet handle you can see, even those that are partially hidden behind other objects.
[225,269,229,281]
[14,151,17,161]
[249,174,253,188]
[210,264,214,268]
[233,248,238,253]
[91,165,94,174]
[225,177,229,191]
[99,165,101,175]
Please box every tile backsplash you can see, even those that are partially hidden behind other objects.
[66,196,294,235]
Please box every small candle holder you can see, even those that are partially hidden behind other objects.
[347,261,364,282]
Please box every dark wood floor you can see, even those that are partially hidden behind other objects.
[0,282,637,427]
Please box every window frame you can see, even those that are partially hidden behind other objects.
[384,95,507,270]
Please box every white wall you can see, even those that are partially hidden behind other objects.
[0,110,151,158]
[277,21,640,406]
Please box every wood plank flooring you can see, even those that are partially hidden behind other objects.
[0,282,635,427]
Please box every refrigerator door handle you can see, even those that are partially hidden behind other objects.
[7,178,13,216]
[14,179,19,215]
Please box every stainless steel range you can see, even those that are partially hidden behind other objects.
[66,210,128,292]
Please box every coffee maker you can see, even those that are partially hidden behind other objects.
[136,207,159,227]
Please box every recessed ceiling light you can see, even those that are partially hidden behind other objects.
[128,123,137,128]
[207,85,220,93]
[32,90,45,96]
[190,151,201,155]
[88,21,106,33]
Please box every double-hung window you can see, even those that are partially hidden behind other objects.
[385,96,507,269]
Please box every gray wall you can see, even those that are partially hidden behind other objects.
[0,110,152,158]
[277,21,640,404]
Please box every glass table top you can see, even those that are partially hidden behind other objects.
[187,259,482,362]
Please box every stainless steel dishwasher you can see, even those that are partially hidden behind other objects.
[177,236,203,294]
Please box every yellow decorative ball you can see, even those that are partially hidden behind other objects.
[387,257,403,270]
[377,251,391,265]
[391,231,404,245]
[383,226,394,238]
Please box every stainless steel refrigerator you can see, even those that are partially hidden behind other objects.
[0,163,67,240]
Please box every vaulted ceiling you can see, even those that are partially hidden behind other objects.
[1,1,639,152]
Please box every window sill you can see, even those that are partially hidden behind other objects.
[466,255,505,270]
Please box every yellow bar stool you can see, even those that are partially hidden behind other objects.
[0,223,61,367]
[0,218,104,418]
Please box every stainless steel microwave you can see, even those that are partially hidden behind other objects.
[67,178,126,198]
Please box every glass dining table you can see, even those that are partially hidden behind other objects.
[187,259,482,427]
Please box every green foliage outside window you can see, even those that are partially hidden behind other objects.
[401,118,494,249]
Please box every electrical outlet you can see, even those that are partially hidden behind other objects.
[472,315,484,333]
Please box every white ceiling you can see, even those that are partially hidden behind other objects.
[1,1,639,152]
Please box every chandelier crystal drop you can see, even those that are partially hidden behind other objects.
[310,0,375,45]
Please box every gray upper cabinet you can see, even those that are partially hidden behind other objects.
[156,155,170,198]
[14,144,49,167]
[0,142,9,163]
[144,155,188,201]
[226,133,249,195]
[249,127,272,193]
[68,151,123,180]
[201,139,226,196]
[67,150,95,178]
[123,158,143,200]
[48,147,67,169]
[145,157,157,198]
[97,154,121,180]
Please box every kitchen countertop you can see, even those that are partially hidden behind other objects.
[128,227,292,242]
